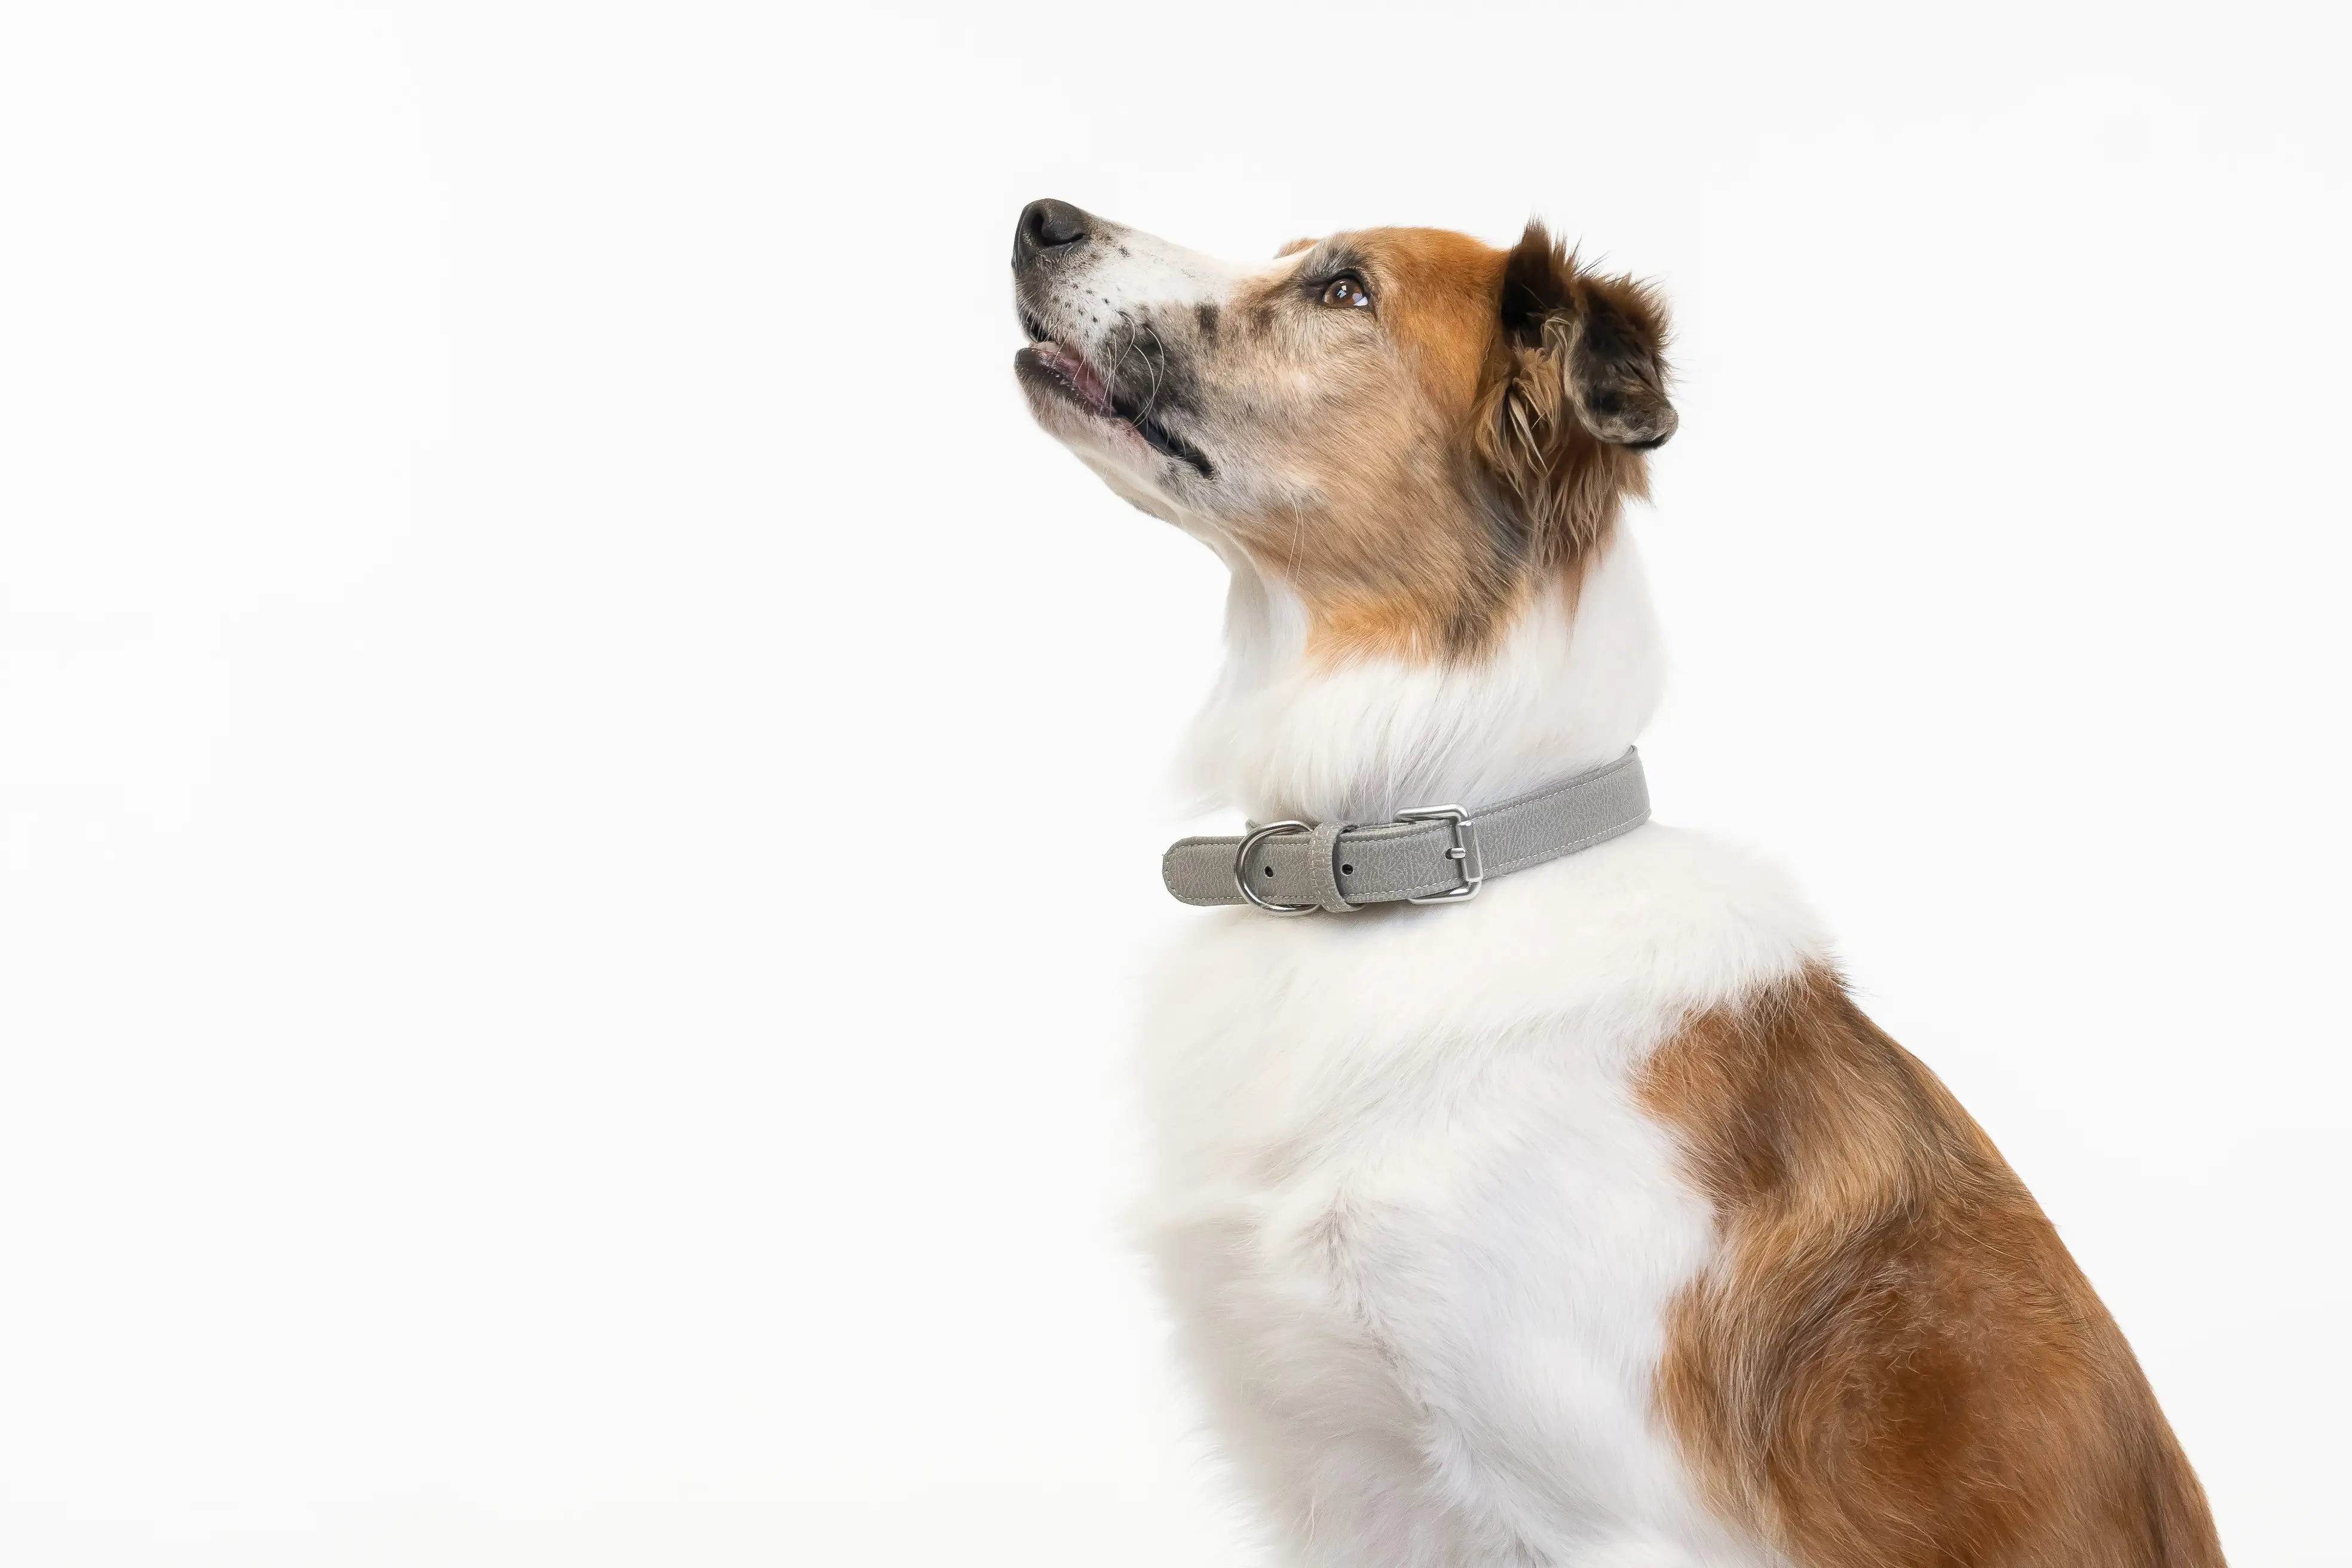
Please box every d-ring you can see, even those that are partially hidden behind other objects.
[1233,821,1318,915]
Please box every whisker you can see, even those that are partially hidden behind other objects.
[1137,321,1169,421]
[1111,312,1151,429]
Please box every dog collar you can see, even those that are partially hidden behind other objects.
[1162,749,1650,915]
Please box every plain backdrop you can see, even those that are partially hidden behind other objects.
[2,2,2347,1563]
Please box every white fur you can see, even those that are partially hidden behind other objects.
[1183,529,1669,824]
[1134,532,1827,1567]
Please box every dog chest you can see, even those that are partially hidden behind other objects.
[1137,943,1726,1551]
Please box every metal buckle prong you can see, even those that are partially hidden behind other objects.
[1233,820,1320,915]
[1395,805,1483,904]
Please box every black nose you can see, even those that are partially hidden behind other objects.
[1013,198,1092,265]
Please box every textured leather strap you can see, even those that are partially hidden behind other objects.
[1163,749,1650,911]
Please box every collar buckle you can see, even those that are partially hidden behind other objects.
[1395,805,1484,904]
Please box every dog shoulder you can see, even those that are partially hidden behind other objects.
[1639,968,2225,1568]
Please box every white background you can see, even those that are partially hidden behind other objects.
[2,2,2345,1563]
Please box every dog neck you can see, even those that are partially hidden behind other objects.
[1180,531,1665,826]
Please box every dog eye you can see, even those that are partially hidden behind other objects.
[1320,274,1372,310]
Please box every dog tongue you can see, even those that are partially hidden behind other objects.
[1033,341,1116,417]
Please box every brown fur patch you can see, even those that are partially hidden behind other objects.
[1263,228,1526,663]
[1639,966,2224,1567]
[1213,225,1676,665]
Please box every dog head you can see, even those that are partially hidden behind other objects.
[1011,199,1674,661]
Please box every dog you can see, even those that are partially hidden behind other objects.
[1008,198,2222,1568]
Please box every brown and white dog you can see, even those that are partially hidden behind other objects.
[1009,198,2223,1568]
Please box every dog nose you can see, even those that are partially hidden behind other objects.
[1014,198,1093,265]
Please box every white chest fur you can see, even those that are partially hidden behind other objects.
[1134,826,1824,1568]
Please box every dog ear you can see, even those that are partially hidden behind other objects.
[1497,221,1677,450]
[1473,222,1676,562]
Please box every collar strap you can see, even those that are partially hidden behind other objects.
[1162,749,1649,915]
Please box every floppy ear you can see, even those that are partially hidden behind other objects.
[1498,220,1677,449]
[1474,222,1676,561]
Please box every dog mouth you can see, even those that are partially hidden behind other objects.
[1015,313,1214,477]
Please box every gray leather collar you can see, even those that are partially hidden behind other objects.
[1162,749,1649,914]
